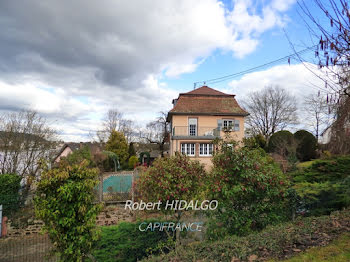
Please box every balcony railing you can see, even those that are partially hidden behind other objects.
[172,126,220,138]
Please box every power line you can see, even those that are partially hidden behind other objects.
[194,45,317,87]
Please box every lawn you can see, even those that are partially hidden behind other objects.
[270,232,350,262]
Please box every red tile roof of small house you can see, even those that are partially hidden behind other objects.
[168,86,249,118]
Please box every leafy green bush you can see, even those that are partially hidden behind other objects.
[207,140,290,239]
[292,155,350,216]
[106,130,129,167]
[35,161,102,262]
[268,130,295,156]
[137,153,207,208]
[93,219,173,262]
[0,174,21,216]
[136,153,207,245]
[243,134,267,150]
[61,145,95,167]
[294,130,317,161]
[128,155,139,169]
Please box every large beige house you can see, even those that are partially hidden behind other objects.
[167,86,249,168]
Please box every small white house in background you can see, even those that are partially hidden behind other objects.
[318,125,332,144]
[319,121,350,145]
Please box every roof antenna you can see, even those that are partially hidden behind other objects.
[193,83,196,90]
[203,81,206,87]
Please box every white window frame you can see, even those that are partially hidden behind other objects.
[181,143,195,156]
[223,119,239,131]
[199,143,213,156]
[189,125,197,136]
[188,118,197,136]
[223,119,234,129]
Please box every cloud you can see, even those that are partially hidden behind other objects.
[0,0,295,84]
[0,81,91,117]
[228,63,325,99]
[225,63,331,133]
[225,0,295,57]
[271,0,297,12]
[0,0,297,141]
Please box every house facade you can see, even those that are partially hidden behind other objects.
[167,86,249,168]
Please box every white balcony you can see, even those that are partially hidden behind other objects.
[172,126,220,139]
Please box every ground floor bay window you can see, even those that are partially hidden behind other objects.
[199,143,213,156]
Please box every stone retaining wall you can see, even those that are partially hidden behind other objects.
[97,205,134,226]
[4,204,134,238]
[6,219,44,237]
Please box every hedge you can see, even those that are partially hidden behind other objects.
[268,130,294,155]
[294,130,317,161]
[0,173,21,216]
[292,155,350,216]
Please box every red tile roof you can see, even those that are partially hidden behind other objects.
[168,86,248,116]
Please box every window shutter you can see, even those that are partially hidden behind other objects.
[234,120,240,131]
[217,119,223,130]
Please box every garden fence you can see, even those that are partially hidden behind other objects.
[95,170,139,203]
[0,234,58,262]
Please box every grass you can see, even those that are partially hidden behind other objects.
[270,233,350,262]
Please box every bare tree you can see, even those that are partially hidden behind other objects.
[103,109,123,135]
[296,0,350,98]
[140,112,170,156]
[244,86,298,140]
[119,119,137,143]
[295,0,350,152]
[304,93,334,138]
[329,95,350,154]
[95,109,136,143]
[0,110,57,187]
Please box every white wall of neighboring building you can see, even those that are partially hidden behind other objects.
[318,126,332,144]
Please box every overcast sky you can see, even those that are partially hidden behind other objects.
[0,0,328,141]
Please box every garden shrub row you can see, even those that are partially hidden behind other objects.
[267,130,317,162]
[292,155,350,216]
[136,142,294,242]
